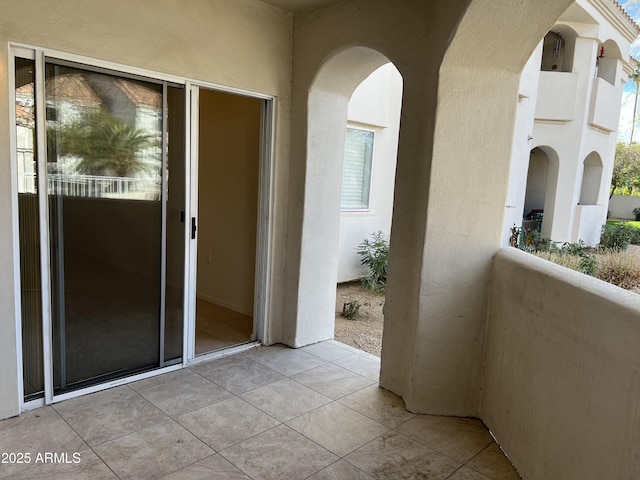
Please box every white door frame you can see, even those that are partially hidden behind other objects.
[184,83,275,365]
[10,43,276,411]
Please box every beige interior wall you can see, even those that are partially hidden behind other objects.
[0,0,291,419]
[196,89,261,315]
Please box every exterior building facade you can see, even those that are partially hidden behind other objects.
[504,0,640,245]
[2,1,640,479]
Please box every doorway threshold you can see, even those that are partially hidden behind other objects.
[187,341,261,367]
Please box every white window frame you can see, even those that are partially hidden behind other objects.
[341,125,376,212]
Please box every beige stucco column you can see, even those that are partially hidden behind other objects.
[380,0,575,415]
[286,0,474,409]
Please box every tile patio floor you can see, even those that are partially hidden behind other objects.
[0,341,521,480]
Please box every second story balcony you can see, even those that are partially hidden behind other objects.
[535,71,579,122]
[588,76,620,132]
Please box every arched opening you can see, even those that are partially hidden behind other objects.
[579,151,603,205]
[596,39,622,86]
[524,146,560,238]
[335,63,403,357]
[288,0,574,421]
[524,148,549,233]
[294,46,401,349]
[541,26,578,72]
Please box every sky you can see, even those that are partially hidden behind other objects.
[617,0,640,142]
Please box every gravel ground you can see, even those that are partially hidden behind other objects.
[334,281,385,357]
[336,246,640,354]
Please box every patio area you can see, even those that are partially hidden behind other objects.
[0,341,520,480]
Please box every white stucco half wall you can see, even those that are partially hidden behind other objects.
[483,248,640,480]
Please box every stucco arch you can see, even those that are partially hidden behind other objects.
[598,38,623,85]
[525,145,560,238]
[284,0,472,349]
[293,45,392,346]
[378,0,575,415]
[542,25,580,72]
[579,151,604,205]
[600,38,623,59]
[286,0,574,416]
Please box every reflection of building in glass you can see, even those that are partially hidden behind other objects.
[16,82,37,193]
[15,72,163,200]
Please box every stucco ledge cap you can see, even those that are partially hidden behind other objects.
[494,247,640,307]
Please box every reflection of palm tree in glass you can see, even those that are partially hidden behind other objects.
[52,110,156,177]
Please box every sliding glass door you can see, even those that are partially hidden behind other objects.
[15,52,186,399]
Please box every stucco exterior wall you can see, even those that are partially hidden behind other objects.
[287,0,463,342]
[483,248,640,480]
[504,0,634,247]
[285,0,574,415]
[503,43,543,245]
[609,193,640,219]
[3,1,626,452]
[390,0,575,414]
[287,0,478,410]
[0,0,292,419]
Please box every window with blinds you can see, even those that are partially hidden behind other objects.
[341,127,374,210]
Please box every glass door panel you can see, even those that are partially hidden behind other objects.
[45,62,164,393]
[15,52,187,401]
[15,57,45,400]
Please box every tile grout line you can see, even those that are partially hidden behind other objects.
[187,356,287,396]
[49,404,124,480]
[461,442,504,480]
[156,452,220,480]
[4,342,518,480]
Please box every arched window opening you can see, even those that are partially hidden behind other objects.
[523,146,560,239]
[579,152,603,205]
[541,27,577,72]
[596,39,622,86]
[524,148,550,232]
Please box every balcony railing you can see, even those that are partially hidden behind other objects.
[19,173,160,200]
[534,71,578,122]
[486,248,640,479]
[588,77,621,132]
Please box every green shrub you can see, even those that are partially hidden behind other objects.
[357,231,389,294]
[342,299,364,320]
[600,223,638,251]
[517,227,547,252]
[559,241,586,256]
[579,254,596,276]
[533,240,595,276]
